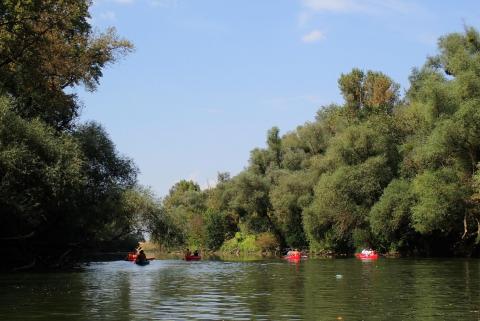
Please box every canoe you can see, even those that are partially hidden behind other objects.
[355,252,379,259]
[135,260,150,266]
[185,255,201,261]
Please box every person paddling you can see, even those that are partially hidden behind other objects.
[286,248,301,258]
[135,250,147,264]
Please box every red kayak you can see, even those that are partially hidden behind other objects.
[284,256,301,263]
[185,255,201,261]
[283,251,307,262]
[126,252,155,262]
[283,250,303,259]
[355,252,379,259]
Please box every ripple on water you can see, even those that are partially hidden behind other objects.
[0,258,479,320]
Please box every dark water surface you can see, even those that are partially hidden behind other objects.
[0,258,479,320]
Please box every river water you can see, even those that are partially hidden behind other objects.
[0,258,479,320]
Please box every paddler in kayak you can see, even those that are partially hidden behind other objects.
[135,250,148,264]
[361,248,374,256]
[286,248,301,258]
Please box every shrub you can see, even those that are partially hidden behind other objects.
[255,232,280,252]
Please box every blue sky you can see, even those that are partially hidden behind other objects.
[79,0,480,196]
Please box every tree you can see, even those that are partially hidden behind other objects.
[339,69,399,117]
[0,0,133,129]
[229,172,273,233]
[267,126,282,167]
[269,171,312,247]
[0,96,83,268]
[204,210,232,250]
[370,179,416,253]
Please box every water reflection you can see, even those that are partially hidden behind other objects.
[0,258,478,320]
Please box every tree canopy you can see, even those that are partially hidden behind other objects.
[153,27,480,257]
[0,0,139,270]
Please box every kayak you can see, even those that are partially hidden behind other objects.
[355,252,379,259]
[185,255,201,261]
[135,260,150,266]
[284,256,301,263]
[283,251,304,260]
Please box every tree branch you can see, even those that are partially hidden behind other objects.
[1,231,35,240]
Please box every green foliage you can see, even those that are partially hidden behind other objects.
[269,171,312,247]
[156,27,480,257]
[0,0,139,269]
[339,68,400,117]
[370,179,416,252]
[411,168,467,234]
[163,180,204,212]
[0,0,133,129]
[204,210,234,250]
[229,172,272,233]
[304,156,393,252]
[0,96,141,268]
[0,97,84,236]
[255,232,280,252]
[220,232,260,254]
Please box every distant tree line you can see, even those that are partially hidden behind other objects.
[150,27,480,257]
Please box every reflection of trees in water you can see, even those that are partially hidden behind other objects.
[145,261,252,320]
[1,260,479,320]
[243,261,306,319]
[0,272,85,320]
[410,260,480,320]
[463,260,480,317]
[80,268,133,321]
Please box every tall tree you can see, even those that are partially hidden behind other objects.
[0,0,133,129]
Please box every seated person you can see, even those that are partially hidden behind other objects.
[185,248,192,257]
[361,249,373,256]
[286,249,300,258]
[136,250,147,263]
[193,250,199,256]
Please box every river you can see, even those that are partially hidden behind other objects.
[0,258,479,320]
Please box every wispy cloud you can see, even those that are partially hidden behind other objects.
[301,0,420,15]
[301,29,325,43]
[297,0,424,42]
